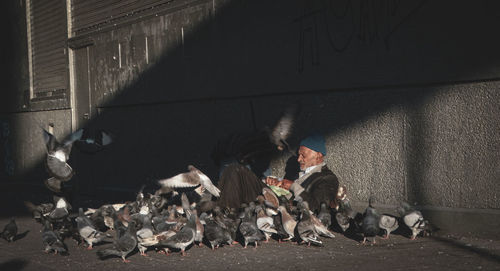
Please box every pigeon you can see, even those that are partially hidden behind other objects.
[192,209,204,246]
[74,129,114,154]
[157,165,220,197]
[238,207,264,248]
[310,212,335,238]
[48,196,71,221]
[317,202,332,229]
[41,218,68,255]
[1,218,18,242]
[277,205,297,241]
[159,214,196,256]
[24,201,54,222]
[136,214,155,256]
[213,207,239,243]
[397,202,426,240]
[335,197,356,232]
[255,205,277,242]
[42,127,83,192]
[296,201,322,246]
[361,197,380,244]
[97,221,137,263]
[379,215,399,239]
[75,208,107,249]
[301,201,335,239]
[335,212,351,233]
[262,187,279,209]
[273,212,289,242]
[202,213,233,250]
[180,194,203,246]
[266,103,300,152]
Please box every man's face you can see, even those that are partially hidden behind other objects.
[297,146,323,170]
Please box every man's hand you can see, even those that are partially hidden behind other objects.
[279,179,293,190]
[265,177,280,187]
[265,177,293,190]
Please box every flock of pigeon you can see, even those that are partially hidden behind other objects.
[2,165,432,263]
[0,126,433,263]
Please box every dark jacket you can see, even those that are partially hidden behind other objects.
[297,165,339,213]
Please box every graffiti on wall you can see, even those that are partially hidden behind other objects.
[295,0,428,73]
[0,121,15,176]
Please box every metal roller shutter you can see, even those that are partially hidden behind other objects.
[28,0,68,101]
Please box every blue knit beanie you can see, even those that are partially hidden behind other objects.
[299,134,326,155]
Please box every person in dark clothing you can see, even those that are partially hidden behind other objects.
[266,134,339,213]
[212,130,281,209]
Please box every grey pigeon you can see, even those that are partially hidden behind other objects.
[397,202,426,240]
[267,103,300,152]
[202,213,233,250]
[41,218,68,255]
[75,208,107,249]
[255,205,277,242]
[361,197,380,244]
[157,165,220,197]
[317,202,332,229]
[48,196,71,222]
[277,205,297,241]
[75,129,114,154]
[136,214,155,256]
[97,221,137,263]
[273,212,289,242]
[24,201,54,223]
[335,212,351,233]
[159,213,196,256]
[301,201,334,238]
[42,128,83,192]
[335,197,356,232]
[1,218,18,242]
[296,201,322,246]
[379,215,399,239]
[238,207,264,248]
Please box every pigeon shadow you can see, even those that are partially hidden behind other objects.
[0,259,28,271]
[430,235,500,264]
[13,230,30,241]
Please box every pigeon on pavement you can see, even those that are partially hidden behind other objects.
[255,205,277,242]
[238,207,264,248]
[97,221,137,263]
[317,202,332,229]
[41,218,68,255]
[379,214,399,239]
[296,201,322,246]
[277,205,297,241]
[159,214,196,256]
[75,208,107,249]
[397,202,426,240]
[361,197,380,244]
[1,218,18,242]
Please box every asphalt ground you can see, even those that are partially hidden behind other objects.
[1,216,500,271]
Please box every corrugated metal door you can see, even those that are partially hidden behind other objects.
[28,0,68,101]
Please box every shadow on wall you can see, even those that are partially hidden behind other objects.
[2,0,500,215]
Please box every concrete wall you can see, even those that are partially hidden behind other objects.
[1,0,499,232]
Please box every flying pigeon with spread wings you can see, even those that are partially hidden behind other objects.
[157,165,220,197]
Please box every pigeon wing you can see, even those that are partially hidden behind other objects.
[196,171,220,197]
[262,187,279,209]
[157,172,199,188]
[42,129,58,152]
